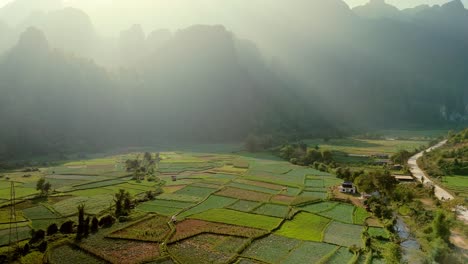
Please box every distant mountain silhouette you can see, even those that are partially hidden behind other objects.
[353,0,401,19]
[0,0,62,26]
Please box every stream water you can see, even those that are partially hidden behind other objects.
[395,216,424,263]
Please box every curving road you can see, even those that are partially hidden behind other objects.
[408,140,468,222]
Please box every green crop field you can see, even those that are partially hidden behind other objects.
[252,203,289,218]
[281,241,338,264]
[178,195,237,219]
[190,208,282,230]
[275,212,330,241]
[0,148,391,263]
[227,200,261,212]
[323,222,364,247]
[242,234,302,263]
[319,203,355,224]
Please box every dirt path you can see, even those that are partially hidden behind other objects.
[408,140,468,223]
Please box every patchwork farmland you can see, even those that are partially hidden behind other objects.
[0,150,389,263]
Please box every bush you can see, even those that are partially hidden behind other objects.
[30,229,45,243]
[99,215,115,228]
[22,243,30,256]
[47,223,58,236]
[37,241,47,253]
[91,217,99,233]
[60,221,74,234]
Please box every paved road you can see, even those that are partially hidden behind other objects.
[408,140,468,222]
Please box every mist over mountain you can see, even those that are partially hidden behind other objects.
[0,0,467,158]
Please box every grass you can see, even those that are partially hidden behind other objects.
[354,207,370,225]
[137,204,182,216]
[275,212,330,241]
[227,200,261,212]
[252,203,289,218]
[190,209,282,230]
[323,221,363,247]
[178,195,237,218]
[319,203,355,224]
[242,234,302,263]
[281,241,338,264]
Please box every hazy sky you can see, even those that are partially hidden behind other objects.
[0,0,467,9]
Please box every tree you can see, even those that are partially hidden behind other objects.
[36,177,52,196]
[60,221,74,234]
[372,170,398,197]
[354,174,376,194]
[46,223,58,236]
[431,211,451,242]
[76,204,85,240]
[114,189,131,217]
[91,216,99,233]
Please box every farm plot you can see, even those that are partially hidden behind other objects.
[162,185,186,193]
[248,161,293,175]
[159,162,215,173]
[169,219,266,243]
[156,193,202,203]
[0,187,38,199]
[52,195,113,216]
[253,203,289,218]
[242,234,302,264]
[271,195,295,205]
[23,204,60,220]
[228,182,279,195]
[169,234,248,264]
[319,203,355,224]
[354,207,371,225]
[275,212,330,241]
[235,179,284,191]
[190,209,282,230]
[300,202,337,214]
[323,221,363,247]
[108,215,170,242]
[281,241,338,264]
[71,179,127,190]
[49,244,106,264]
[174,185,218,198]
[137,199,196,216]
[368,227,390,239]
[327,247,355,264]
[0,226,31,246]
[178,195,237,219]
[227,200,260,212]
[286,168,333,178]
[216,187,272,202]
[299,191,328,199]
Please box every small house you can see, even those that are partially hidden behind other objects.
[339,182,356,194]
[392,175,414,182]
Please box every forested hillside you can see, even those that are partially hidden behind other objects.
[0,0,467,159]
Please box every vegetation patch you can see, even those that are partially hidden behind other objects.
[353,207,370,225]
[178,195,237,218]
[271,195,295,205]
[169,219,266,243]
[281,241,338,264]
[252,203,289,218]
[190,209,282,230]
[137,204,181,216]
[174,185,218,198]
[319,203,355,224]
[49,244,106,264]
[52,195,113,216]
[216,187,271,202]
[275,212,330,241]
[299,202,338,214]
[368,227,390,239]
[323,221,363,247]
[23,204,60,220]
[108,215,170,242]
[0,226,31,246]
[242,234,301,263]
[299,191,328,199]
[228,182,279,194]
[327,247,355,264]
[168,233,248,264]
[227,200,261,212]
[156,193,202,203]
